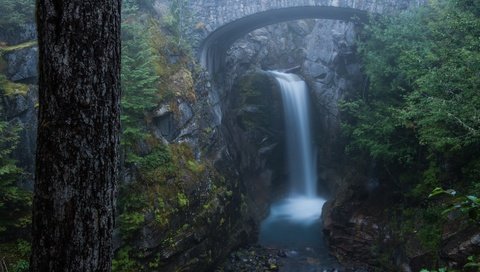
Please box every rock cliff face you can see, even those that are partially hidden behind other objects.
[4,46,38,83]
[223,19,363,194]
[0,23,36,46]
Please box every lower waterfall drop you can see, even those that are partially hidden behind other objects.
[259,71,339,269]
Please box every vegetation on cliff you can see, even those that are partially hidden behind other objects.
[0,0,219,270]
[0,81,31,272]
[0,1,33,269]
[0,0,34,44]
[341,0,480,269]
[114,1,241,271]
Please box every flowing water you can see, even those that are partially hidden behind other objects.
[259,71,340,270]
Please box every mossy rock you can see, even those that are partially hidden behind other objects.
[0,74,29,96]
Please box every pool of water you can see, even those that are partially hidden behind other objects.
[259,196,341,270]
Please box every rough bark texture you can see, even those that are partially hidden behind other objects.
[30,1,121,271]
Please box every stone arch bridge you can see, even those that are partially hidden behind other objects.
[183,0,423,73]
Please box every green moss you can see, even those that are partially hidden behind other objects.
[112,246,143,272]
[187,160,205,173]
[0,41,37,55]
[177,192,189,207]
[138,144,176,184]
[119,211,145,236]
[0,74,29,96]
[410,161,441,198]
[115,3,238,270]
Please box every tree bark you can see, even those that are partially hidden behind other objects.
[31,1,121,271]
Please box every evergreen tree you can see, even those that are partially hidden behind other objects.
[121,5,160,162]
[0,0,34,40]
[340,1,480,268]
[343,0,480,162]
[0,119,28,234]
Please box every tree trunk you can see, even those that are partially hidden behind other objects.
[31,1,121,271]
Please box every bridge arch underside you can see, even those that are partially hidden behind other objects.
[199,6,368,75]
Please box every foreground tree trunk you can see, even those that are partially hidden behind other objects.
[31,1,121,271]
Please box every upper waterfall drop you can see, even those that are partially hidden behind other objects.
[270,71,317,197]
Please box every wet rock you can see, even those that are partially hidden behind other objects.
[178,101,193,127]
[441,225,480,269]
[303,61,330,80]
[216,246,283,272]
[215,245,379,272]
[4,46,38,82]
[152,110,174,141]
[277,250,287,258]
[0,23,36,45]
[322,179,392,269]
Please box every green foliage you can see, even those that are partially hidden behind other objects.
[465,255,480,269]
[117,187,149,238]
[114,2,234,270]
[119,211,145,235]
[162,0,192,50]
[429,188,480,224]
[348,0,480,157]
[340,99,418,164]
[0,239,31,272]
[115,142,232,270]
[0,74,29,96]
[112,246,143,272]
[139,145,173,171]
[138,145,176,183]
[116,0,200,248]
[120,0,195,161]
[0,0,34,41]
[0,66,30,272]
[343,0,480,190]
[11,239,30,272]
[187,159,205,173]
[121,6,160,162]
[177,192,188,207]
[410,161,441,198]
[344,1,480,269]
[0,120,30,235]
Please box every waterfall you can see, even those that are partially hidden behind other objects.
[259,72,333,261]
[271,71,317,197]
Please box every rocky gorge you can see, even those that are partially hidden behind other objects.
[1,0,479,271]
